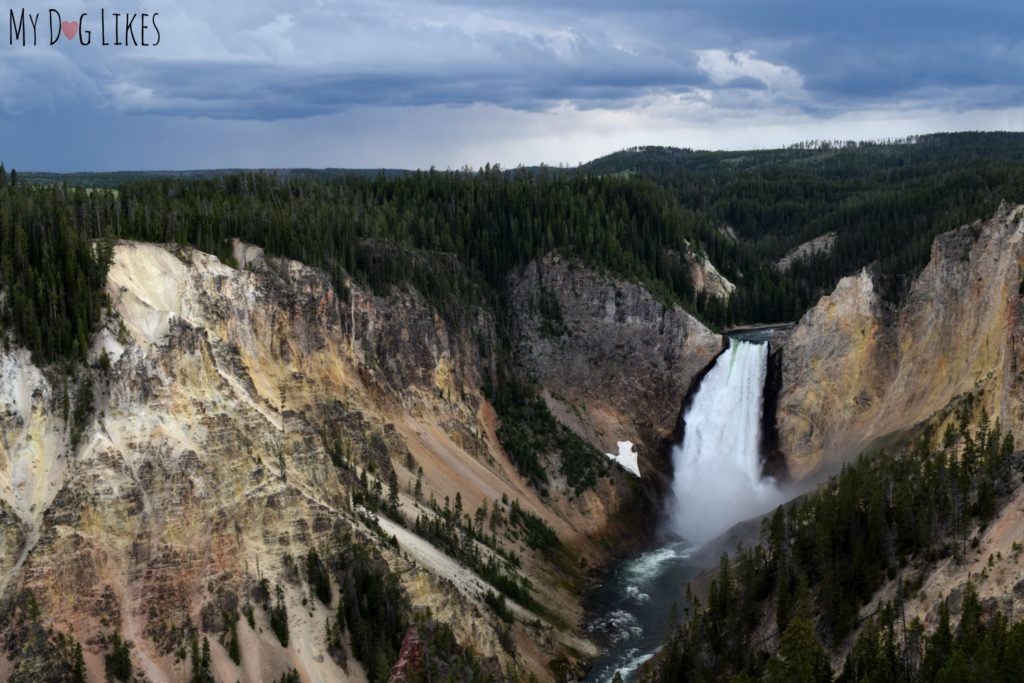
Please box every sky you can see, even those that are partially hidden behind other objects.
[3,0,1024,170]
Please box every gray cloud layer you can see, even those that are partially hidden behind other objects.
[4,0,1024,169]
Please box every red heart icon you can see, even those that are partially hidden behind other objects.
[61,21,78,40]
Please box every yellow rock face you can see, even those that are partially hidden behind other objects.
[778,203,1024,479]
[2,240,671,682]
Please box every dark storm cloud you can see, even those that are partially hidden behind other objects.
[111,54,709,120]
[3,0,1024,170]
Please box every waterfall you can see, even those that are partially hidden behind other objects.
[668,338,784,545]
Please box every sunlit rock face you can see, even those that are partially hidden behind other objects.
[777,203,1024,479]
[3,239,712,681]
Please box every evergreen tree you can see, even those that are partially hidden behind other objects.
[387,469,400,512]
[104,632,132,682]
[765,615,831,683]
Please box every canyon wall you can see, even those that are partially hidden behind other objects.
[506,255,723,480]
[1,242,722,681]
[777,203,1024,478]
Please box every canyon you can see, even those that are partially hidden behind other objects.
[3,201,1024,681]
[0,239,721,681]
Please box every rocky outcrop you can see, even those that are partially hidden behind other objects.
[777,204,1024,478]
[776,231,837,272]
[687,252,736,301]
[507,254,723,477]
[716,224,739,243]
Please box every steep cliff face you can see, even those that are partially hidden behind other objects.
[778,203,1024,478]
[0,241,722,681]
[507,255,723,482]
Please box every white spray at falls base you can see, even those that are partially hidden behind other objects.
[669,339,786,545]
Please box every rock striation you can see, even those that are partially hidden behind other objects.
[0,240,724,681]
[777,203,1024,478]
[507,254,723,479]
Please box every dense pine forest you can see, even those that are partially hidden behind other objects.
[585,132,1024,309]
[645,403,1023,682]
[6,133,1024,368]
[0,166,113,363]
[5,132,1024,501]
[0,165,746,364]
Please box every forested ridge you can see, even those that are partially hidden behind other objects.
[0,165,749,365]
[4,132,1024,500]
[584,132,1024,308]
[8,132,1024,368]
[645,404,1024,682]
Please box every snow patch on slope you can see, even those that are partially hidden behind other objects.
[606,440,640,477]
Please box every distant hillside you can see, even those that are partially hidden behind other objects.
[583,132,1024,175]
[583,132,1024,306]
[18,167,409,188]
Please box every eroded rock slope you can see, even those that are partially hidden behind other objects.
[0,241,722,681]
[778,203,1024,478]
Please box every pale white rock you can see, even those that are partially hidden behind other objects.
[776,231,837,272]
[687,251,736,300]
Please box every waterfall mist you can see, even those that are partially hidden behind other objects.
[668,338,786,545]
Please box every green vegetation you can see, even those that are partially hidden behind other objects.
[275,669,301,683]
[6,132,1024,496]
[306,548,332,606]
[837,585,1024,683]
[105,167,720,325]
[268,584,290,647]
[105,632,133,682]
[412,492,540,612]
[507,498,560,552]
[336,542,407,682]
[494,383,609,493]
[1,590,87,682]
[586,133,1024,310]
[0,183,114,362]
[254,578,290,648]
[226,619,241,666]
[189,633,214,683]
[6,626,87,683]
[648,409,1020,681]
[330,533,503,682]
[482,589,515,623]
